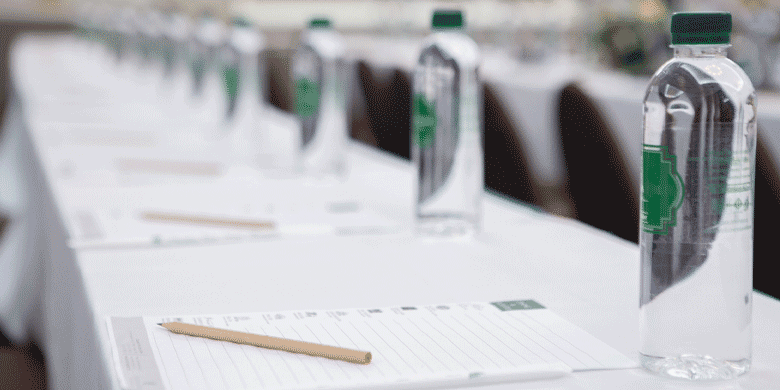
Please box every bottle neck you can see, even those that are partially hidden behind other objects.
[673,44,729,58]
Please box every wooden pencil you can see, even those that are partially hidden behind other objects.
[116,158,222,176]
[141,212,275,230]
[158,322,372,365]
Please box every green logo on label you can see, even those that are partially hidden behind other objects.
[223,66,240,101]
[490,300,545,311]
[295,78,320,118]
[412,94,437,148]
[642,144,685,235]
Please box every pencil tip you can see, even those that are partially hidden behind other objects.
[157,323,164,326]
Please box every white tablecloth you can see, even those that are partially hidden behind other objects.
[2,34,780,390]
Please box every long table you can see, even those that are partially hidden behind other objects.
[2,33,780,390]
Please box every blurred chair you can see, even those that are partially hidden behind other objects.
[755,131,780,299]
[356,61,411,159]
[266,48,294,113]
[348,62,377,148]
[0,338,47,390]
[557,83,638,243]
[483,83,538,205]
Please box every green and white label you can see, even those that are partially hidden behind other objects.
[696,149,753,233]
[642,144,685,235]
[295,77,319,118]
[491,300,545,311]
[223,65,240,101]
[412,93,437,148]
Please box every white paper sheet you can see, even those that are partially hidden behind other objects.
[67,200,396,249]
[107,300,637,390]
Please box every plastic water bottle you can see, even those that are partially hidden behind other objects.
[157,12,194,112]
[412,10,482,236]
[136,10,166,72]
[160,12,192,81]
[189,15,228,140]
[221,18,269,165]
[110,8,137,65]
[292,17,350,177]
[640,12,756,380]
[221,18,265,122]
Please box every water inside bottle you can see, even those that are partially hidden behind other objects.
[640,46,756,379]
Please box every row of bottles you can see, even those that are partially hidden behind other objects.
[71,6,757,381]
[72,5,484,237]
[72,4,349,177]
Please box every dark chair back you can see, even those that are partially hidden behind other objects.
[266,48,294,113]
[483,83,538,205]
[557,83,638,242]
[755,131,780,299]
[356,62,411,159]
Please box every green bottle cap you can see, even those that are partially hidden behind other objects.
[432,10,464,29]
[671,12,731,45]
[309,18,331,29]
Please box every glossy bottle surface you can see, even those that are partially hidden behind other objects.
[412,31,482,236]
[640,45,756,380]
[292,27,349,177]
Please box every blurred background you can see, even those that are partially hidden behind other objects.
[2,0,780,388]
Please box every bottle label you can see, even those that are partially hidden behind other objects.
[295,77,320,118]
[692,149,753,233]
[412,93,437,149]
[641,144,685,235]
[223,65,239,101]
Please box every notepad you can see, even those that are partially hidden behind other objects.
[107,300,636,390]
[68,201,397,249]
[115,158,224,177]
[44,125,158,148]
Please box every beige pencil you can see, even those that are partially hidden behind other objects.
[158,322,372,365]
[116,158,223,176]
[142,212,275,230]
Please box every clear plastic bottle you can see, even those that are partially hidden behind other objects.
[111,8,137,65]
[160,12,192,82]
[412,10,482,236]
[640,12,756,380]
[136,10,166,74]
[158,12,194,111]
[292,18,350,177]
[221,18,269,166]
[189,14,228,140]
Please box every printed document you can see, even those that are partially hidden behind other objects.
[108,299,636,390]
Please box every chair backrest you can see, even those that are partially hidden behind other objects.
[557,83,638,243]
[483,83,538,205]
[356,62,411,159]
[755,130,780,299]
[266,49,293,113]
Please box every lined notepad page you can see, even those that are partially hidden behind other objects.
[108,300,636,390]
[67,200,396,249]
